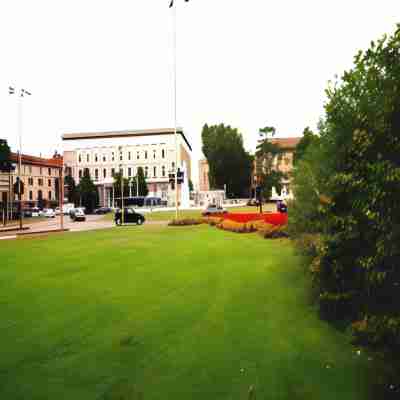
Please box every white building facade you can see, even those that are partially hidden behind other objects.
[62,128,192,207]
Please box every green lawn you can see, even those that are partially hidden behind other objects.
[0,225,375,399]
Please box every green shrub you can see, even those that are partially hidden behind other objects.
[258,224,289,239]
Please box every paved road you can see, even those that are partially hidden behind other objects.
[0,214,169,238]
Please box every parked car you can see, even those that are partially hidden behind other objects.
[43,208,56,218]
[247,199,261,207]
[202,204,228,216]
[30,207,41,217]
[69,208,86,222]
[94,207,112,215]
[276,200,288,213]
[55,207,61,215]
[22,209,33,218]
[115,208,145,226]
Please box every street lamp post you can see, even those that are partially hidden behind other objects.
[119,166,124,225]
[9,86,31,230]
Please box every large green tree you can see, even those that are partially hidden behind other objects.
[136,167,148,197]
[293,127,320,165]
[64,175,78,205]
[112,172,131,200]
[76,169,98,213]
[201,124,253,198]
[0,139,14,173]
[291,26,400,362]
[255,126,287,199]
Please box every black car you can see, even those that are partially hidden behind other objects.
[94,207,112,215]
[115,208,145,226]
[276,200,288,213]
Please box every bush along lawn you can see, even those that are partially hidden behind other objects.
[0,226,379,399]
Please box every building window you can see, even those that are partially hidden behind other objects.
[79,170,82,179]
[95,154,98,162]
[145,151,148,159]
[119,168,123,176]
[172,162,175,170]
[128,167,132,177]
[29,190,33,200]
[128,152,131,161]
[153,166,157,177]
[38,190,43,201]
[120,152,123,161]
[145,166,149,178]
[48,191,52,200]
[29,165,32,174]
[48,179,51,187]
[48,168,51,176]
[28,178,33,186]
[40,167,43,175]
[162,149,165,159]
[103,169,107,179]
[137,151,140,160]
[112,152,115,162]
[38,178,43,186]
[78,154,82,163]
[111,168,115,177]
[87,154,90,163]
[95,169,99,181]
[103,154,106,162]
[162,166,166,177]
[153,150,156,159]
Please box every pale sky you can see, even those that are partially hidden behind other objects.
[1,0,399,183]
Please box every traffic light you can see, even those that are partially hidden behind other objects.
[177,169,184,184]
[13,177,24,195]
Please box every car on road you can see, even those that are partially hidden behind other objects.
[69,208,86,222]
[276,200,288,213]
[94,207,112,215]
[43,208,56,218]
[115,208,145,226]
[201,204,228,217]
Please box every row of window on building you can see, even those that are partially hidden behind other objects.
[20,190,53,201]
[78,164,175,181]
[24,178,54,187]
[21,166,58,177]
[78,148,168,164]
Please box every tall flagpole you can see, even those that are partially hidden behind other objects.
[173,3,179,219]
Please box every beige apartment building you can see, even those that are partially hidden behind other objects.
[62,128,192,207]
[254,137,301,200]
[198,158,210,192]
[0,152,63,210]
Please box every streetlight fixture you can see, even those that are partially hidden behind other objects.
[9,85,32,230]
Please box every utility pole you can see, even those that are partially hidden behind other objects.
[119,167,124,225]
[172,4,179,219]
[9,86,31,230]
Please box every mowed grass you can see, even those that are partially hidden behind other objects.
[0,225,374,399]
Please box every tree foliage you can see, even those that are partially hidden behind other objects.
[76,169,99,213]
[136,167,148,197]
[112,172,131,199]
[0,139,14,173]
[64,175,78,205]
[255,127,287,199]
[293,127,320,165]
[202,124,253,198]
[291,26,400,358]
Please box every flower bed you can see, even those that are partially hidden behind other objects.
[223,212,288,226]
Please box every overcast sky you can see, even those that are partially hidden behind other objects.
[1,0,399,180]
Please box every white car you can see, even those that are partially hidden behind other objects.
[43,208,56,218]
